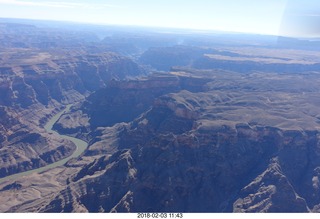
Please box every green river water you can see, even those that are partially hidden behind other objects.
[0,105,88,184]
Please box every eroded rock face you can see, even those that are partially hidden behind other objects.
[3,123,317,212]
[0,51,145,105]
[0,134,76,178]
[7,68,315,212]
[2,18,320,212]
[234,158,309,212]
[54,72,211,138]
[9,77,318,212]
[0,49,145,179]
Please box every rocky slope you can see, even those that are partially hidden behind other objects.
[2,68,320,212]
[2,19,320,213]
[0,47,145,178]
[0,103,76,178]
[53,71,210,140]
[0,20,146,179]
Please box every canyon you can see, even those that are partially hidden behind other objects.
[1,18,320,213]
[0,21,145,179]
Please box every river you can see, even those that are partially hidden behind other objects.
[0,105,88,184]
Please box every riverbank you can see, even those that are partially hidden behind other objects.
[0,105,88,184]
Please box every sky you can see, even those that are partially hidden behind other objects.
[280,0,320,37]
[0,0,318,37]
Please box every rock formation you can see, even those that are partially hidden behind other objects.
[0,28,145,178]
[2,19,320,213]
[2,68,320,212]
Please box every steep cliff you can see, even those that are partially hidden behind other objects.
[53,72,211,140]
[38,87,320,212]
[2,20,320,213]
[0,20,147,179]
[0,49,145,178]
[3,69,320,212]
[0,103,76,178]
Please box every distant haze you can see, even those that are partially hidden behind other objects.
[0,0,319,37]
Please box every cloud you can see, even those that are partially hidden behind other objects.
[0,0,119,9]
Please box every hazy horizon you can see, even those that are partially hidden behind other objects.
[0,0,287,36]
[0,1,320,37]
